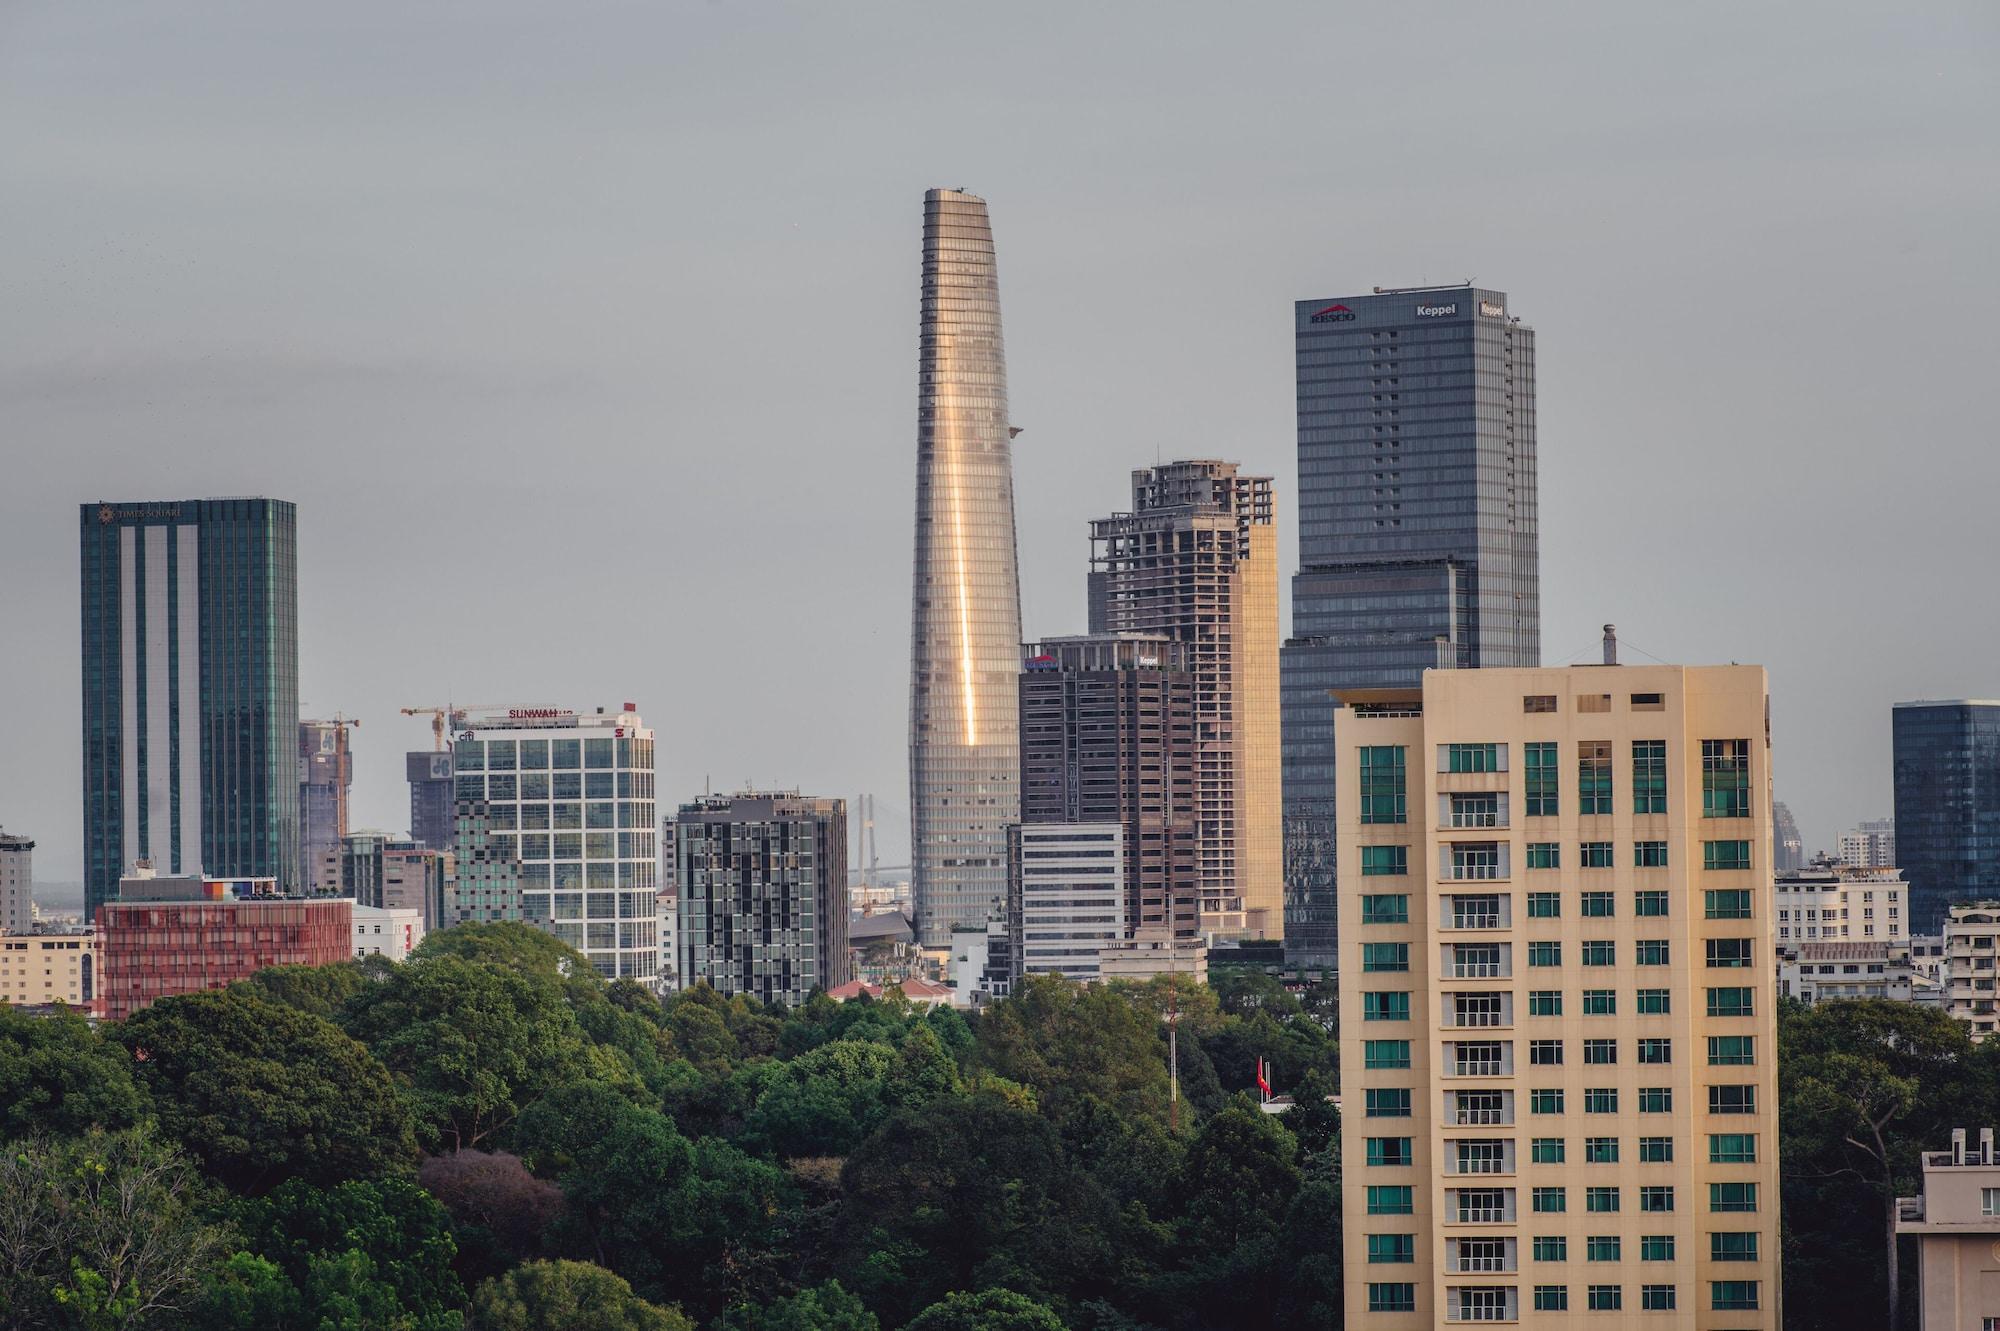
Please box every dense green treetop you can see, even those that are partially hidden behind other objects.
[904,1288,1069,1331]
[342,950,607,1152]
[116,987,415,1193]
[469,1259,692,1331]
[0,1003,147,1139]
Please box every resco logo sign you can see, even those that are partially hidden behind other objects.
[1415,303,1458,318]
[1479,300,1505,318]
[1308,303,1356,324]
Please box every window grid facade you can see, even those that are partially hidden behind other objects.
[1337,665,1780,1328]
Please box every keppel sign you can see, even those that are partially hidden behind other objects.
[1415,302,1458,318]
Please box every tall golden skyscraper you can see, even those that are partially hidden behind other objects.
[907,189,1023,948]
[1336,659,1781,1328]
[1088,461,1282,938]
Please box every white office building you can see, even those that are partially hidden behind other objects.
[1012,823,1124,983]
[454,706,659,984]
[351,904,425,962]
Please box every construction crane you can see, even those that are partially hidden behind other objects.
[399,704,508,751]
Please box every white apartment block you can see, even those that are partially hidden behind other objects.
[1897,1128,2000,1331]
[1773,864,1906,945]
[1337,664,1781,1329]
[1838,819,1896,870]
[1944,905,2000,1041]
[1779,941,1914,1004]
[1012,823,1124,983]
[351,904,424,962]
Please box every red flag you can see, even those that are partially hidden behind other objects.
[1255,1057,1271,1098]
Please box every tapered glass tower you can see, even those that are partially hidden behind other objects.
[908,188,1023,947]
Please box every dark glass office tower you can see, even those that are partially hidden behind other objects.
[1281,288,1538,965]
[1893,701,2000,931]
[80,498,299,915]
[1018,634,1200,942]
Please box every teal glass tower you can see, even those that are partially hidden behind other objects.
[80,498,300,915]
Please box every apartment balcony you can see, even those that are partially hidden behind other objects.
[1450,1204,1514,1225]
[1444,1295,1520,1324]
[1445,1238,1519,1275]
[1444,893,1510,932]
[1446,1149,1517,1177]
[1452,1106,1512,1127]
[1448,1254,1518,1274]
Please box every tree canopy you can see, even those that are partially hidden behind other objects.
[116,987,415,1193]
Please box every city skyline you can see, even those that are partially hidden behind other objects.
[4,4,1996,883]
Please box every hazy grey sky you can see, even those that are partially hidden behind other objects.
[3,1,1996,881]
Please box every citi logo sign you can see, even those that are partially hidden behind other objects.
[1415,302,1458,318]
[1309,303,1356,324]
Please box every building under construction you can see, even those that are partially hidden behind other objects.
[299,718,355,894]
[1088,461,1282,938]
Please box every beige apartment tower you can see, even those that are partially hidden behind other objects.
[1337,663,1781,1328]
[1089,460,1281,938]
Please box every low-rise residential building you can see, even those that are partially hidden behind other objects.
[850,909,918,985]
[0,929,96,1008]
[1911,934,1949,1008]
[96,871,350,1021]
[949,919,1014,1008]
[1945,905,2000,1040]
[1773,863,1907,946]
[826,976,954,1008]
[1778,941,1914,1004]
[352,905,424,961]
[1098,934,1209,985]
[1897,1127,2000,1330]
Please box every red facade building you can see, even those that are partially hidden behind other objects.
[96,888,350,1021]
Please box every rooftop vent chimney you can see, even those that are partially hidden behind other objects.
[1433,636,1454,670]
[1953,1127,1967,1164]
[1602,624,1619,666]
[1982,1127,1994,1165]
